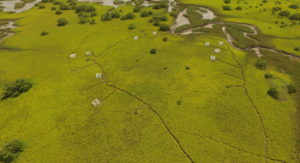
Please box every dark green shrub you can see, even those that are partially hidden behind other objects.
[177,100,182,105]
[78,17,87,24]
[121,13,135,20]
[289,4,299,9]
[158,15,168,21]
[289,13,300,20]
[272,7,281,12]
[0,151,13,163]
[128,23,136,30]
[224,0,231,4]
[40,31,48,36]
[140,10,152,17]
[53,1,61,5]
[111,11,120,18]
[0,140,24,163]
[59,3,69,10]
[150,48,156,54]
[57,18,69,26]
[153,21,160,26]
[235,6,242,10]
[278,11,290,17]
[38,5,46,9]
[163,37,168,41]
[152,3,168,9]
[133,6,142,12]
[159,23,169,31]
[1,79,32,100]
[294,47,300,51]
[78,12,89,18]
[267,88,279,99]
[101,13,112,21]
[55,10,62,15]
[223,5,231,11]
[255,59,266,70]
[287,84,296,94]
[264,73,273,79]
[75,5,95,13]
[90,19,96,24]
[51,6,56,10]
[4,141,24,154]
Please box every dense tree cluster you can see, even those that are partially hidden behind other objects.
[1,79,32,100]
[0,140,24,163]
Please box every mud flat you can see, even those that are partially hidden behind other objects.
[1,0,40,13]
[170,8,190,33]
[0,20,16,42]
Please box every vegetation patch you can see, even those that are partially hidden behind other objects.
[1,79,32,100]
[0,140,24,163]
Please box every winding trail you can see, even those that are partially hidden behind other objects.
[68,33,195,163]
[170,6,294,162]
[227,43,270,163]
[105,82,195,163]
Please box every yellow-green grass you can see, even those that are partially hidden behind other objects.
[0,2,299,163]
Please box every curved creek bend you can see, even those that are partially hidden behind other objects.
[170,6,300,61]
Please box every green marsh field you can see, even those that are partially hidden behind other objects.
[0,0,299,162]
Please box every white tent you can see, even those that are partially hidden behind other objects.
[134,36,139,40]
[70,53,77,58]
[214,48,221,53]
[92,98,101,107]
[204,41,210,46]
[96,73,102,79]
[86,51,92,56]
[210,55,216,61]
[153,31,157,35]
[218,41,224,46]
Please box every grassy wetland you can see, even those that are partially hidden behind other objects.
[0,0,299,162]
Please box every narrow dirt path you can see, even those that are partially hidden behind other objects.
[226,43,270,163]
[175,129,286,163]
[105,82,195,163]
[72,36,196,163]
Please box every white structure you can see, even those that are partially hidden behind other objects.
[96,73,102,79]
[210,55,216,61]
[134,36,139,40]
[86,51,92,56]
[214,48,221,53]
[219,41,224,46]
[92,98,101,107]
[70,53,77,58]
[153,31,157,35]
[204,41,210,46]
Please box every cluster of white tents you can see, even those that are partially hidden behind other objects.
[204,40,224,61]
[69,51,93,59]
[133,31,158,40]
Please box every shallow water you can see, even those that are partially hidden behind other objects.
[1,0,40,13]
[197,7,216,20]
[170,8,190,33]
[0,20,16,42]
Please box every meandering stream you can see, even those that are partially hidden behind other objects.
[1,0,40,13]
[170,6,300,60]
